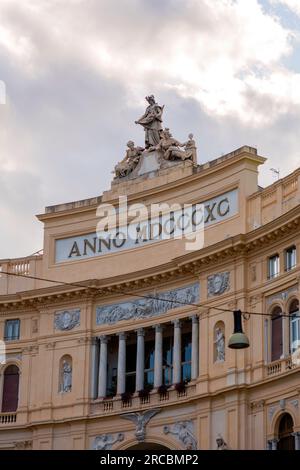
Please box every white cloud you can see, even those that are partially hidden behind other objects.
[0,0,297,126]
[0,0,300,257]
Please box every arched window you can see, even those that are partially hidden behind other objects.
[278,413,295,450]
[1,365,19,412]
[271,306,283,361]
[59,355,72,393]
[214,321,225,363]
[289,299,300,354]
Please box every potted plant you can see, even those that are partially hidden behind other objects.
[157,384,169,397]
[175,380,187,394]
[121,391,132,404]
[138,383,153,399]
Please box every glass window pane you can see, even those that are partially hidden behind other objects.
[4,320,20,340]
[182,363,191,382]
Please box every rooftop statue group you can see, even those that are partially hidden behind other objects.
[114,95,197,179]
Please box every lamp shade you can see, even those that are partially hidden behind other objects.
[228,310,250,349]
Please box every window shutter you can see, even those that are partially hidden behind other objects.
[271,315,283,361]
[1,366,19,412]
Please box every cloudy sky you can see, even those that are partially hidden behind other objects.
[0,0,300,258]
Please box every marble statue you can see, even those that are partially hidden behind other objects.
[93,433,124,450]
[216,434,228,450]
[61,360,72,392]
[183,133,197,164]
[114,141,143,178]
[215,328,225,362]
[158,129,194,162]
[135,95,164,148]
[113,97,197,180]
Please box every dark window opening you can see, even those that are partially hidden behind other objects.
[1,365,19,412]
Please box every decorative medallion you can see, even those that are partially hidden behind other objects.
[207,272,230,296]
[54,309,80,331]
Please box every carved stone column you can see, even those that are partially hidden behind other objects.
[173,319,182,384]
[117,333,127,395]
[264,319,269,364]
[292,432,300,450]
[91,337,99,399]
[191,315,199,380]
[98,335,108,398]
[136,328,145,392]
[154,325,163,388]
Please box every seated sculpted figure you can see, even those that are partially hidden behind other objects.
[114,141,143,178]
[158,129,193,162]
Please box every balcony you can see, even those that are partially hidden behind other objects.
[0,412,17,425]
[266,357,298,377]
[90,382,196,416]
[0,255,43,295]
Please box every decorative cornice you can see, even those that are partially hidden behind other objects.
[22,345,39,354]
[0,209,299,310]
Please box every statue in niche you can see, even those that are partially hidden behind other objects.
[216,434,228,450]
[135,95,164,148]
[215,328,225,362]
[158,128,194,162]
[114,141,143,178]
[61,359,72,393]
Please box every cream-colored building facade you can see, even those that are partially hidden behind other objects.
[0,144,300,450]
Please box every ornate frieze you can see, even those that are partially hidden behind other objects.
[163,421,197,450]
[96,283,199,325]
[93,433,124,450]
[14,440,32,450]
[54,309,80,331]
[266,285,298,306]
[121,409,160,442]
[207,272,230,296]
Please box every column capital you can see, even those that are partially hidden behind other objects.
[172,319,181,328]
[292,432,300,437]
[190,315,199,323]
[153,324,164,333]
[100,335,108,344]
[117,332,127,340]
[136,328,145,336]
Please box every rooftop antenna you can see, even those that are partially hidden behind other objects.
[270,168,280,181]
